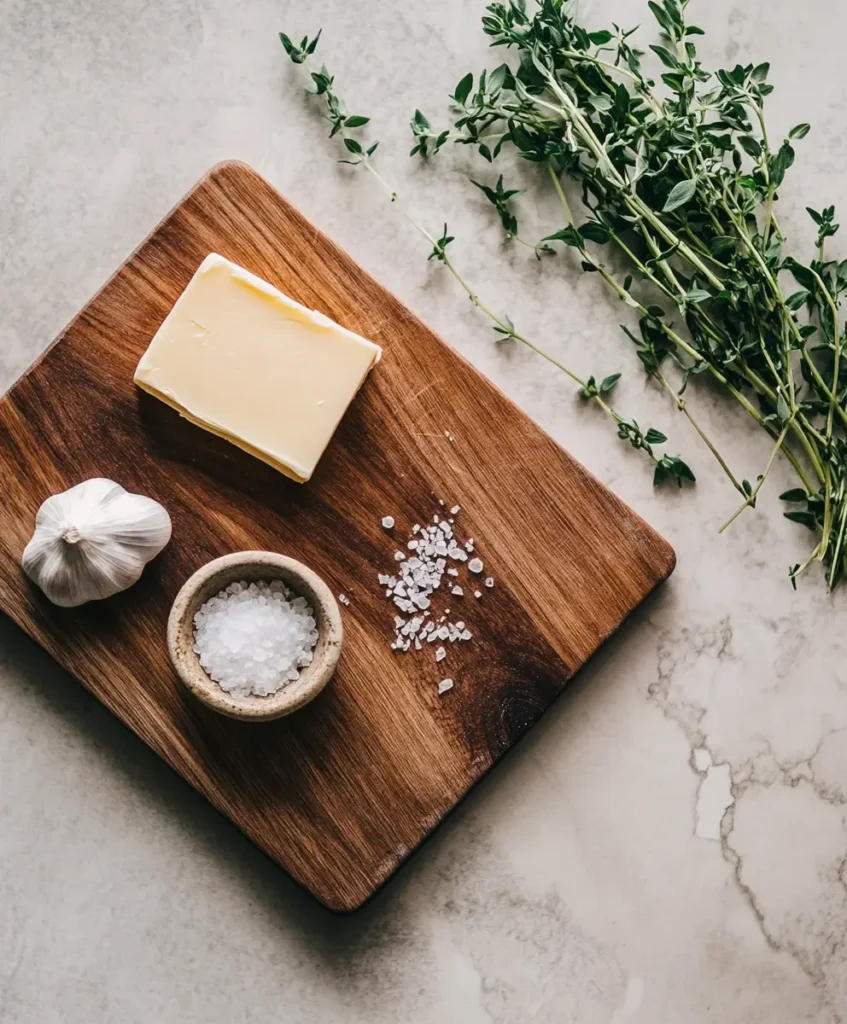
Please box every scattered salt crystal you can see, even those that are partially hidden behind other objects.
[377,501,495,673]
[339,593,350,606]
[381,516,395,529]
[193,579,318,698]
[438,678,454,694]
[435,646,447,662]
[484,577,495,588]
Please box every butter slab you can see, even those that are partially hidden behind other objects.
[134,253,382,482]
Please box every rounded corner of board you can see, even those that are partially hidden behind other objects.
[657,542,677,582]
[204,159,264,188]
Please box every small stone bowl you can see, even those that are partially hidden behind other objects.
[167,551,343,722]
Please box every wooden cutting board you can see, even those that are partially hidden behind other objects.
[0,162,674,910]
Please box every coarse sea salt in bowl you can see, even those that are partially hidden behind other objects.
[167,551,343,722]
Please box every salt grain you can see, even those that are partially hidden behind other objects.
[381,516,395,529]
[193,580,318,699]
[438,678,454,694]
[377,503,492,679]
[484,577,495,588]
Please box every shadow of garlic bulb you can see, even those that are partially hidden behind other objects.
[22,478,172,607]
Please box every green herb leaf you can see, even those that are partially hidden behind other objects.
[600,373,622,393]
[453,73,474,106]
[578,221,611,244]
[650,44,679,68]
[710,235,736,257]
[785,289,809,311]
[784,510,818,531]
[663,179,697,213]
[770,141,795,187]
[738,135,762,159]
[542,227,582,247]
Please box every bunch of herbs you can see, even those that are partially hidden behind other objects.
[282,0,847,589]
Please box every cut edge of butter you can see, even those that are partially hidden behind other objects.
[192,253,383,361]
[133,253,383,483]
[133,384,314,482]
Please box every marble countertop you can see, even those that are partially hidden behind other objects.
[2,0,846,1020]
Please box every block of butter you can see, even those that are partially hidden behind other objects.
[134,253,381,482]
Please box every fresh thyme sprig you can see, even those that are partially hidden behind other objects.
[280,29,693,483]
[404,0,847,588]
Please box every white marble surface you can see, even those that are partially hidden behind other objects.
[2,0,847,1020]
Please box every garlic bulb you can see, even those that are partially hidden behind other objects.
[22,478,172,607]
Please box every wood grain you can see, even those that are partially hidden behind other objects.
[0,162,674,910]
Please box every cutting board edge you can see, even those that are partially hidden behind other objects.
[1,166,240,407]
[0,557,673,914]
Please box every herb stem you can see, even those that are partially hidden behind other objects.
[719,419,792,533]
[656,370,746,496]
[359,151,646,443]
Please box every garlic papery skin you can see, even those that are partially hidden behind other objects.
[22,478,172,607]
